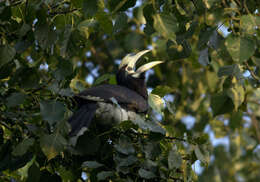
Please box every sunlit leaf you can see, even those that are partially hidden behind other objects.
[225,35,256,63]
[241,14,260,34]
[152,85,173,97]
[148,93,164,115]
[227,84,245,110]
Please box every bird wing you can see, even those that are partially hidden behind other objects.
[75,84,148,113]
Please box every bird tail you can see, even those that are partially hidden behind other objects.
[68,102,98,136]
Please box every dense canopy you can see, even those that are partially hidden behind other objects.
[1,0,260,181]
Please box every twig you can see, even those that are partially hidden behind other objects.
[49,8,79,16]
[133,131,195,144]
[10,0,23,7]
[170,177,184,182]
[25,0,29,17]
[250,114,260,144]
[245,62,260,81]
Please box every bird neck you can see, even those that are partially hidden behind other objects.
[116,69,148,100]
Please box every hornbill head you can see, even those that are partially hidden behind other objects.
[116,50,163,100]
[69,50,163,137]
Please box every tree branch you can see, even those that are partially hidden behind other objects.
[49,8,79,16]
[245,62,260,81]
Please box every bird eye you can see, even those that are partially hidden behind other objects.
[127,67,133,72]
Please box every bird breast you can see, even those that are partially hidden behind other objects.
[95,102,138,126]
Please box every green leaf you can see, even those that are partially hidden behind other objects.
[55,120,71,136]
[194,145,209,165]
[97,171,114,181]
[6,92,27,108]
[93,74,114,85]
[77,19,98,39]
[138,168,156,179]
[12,138,35,156]
[225,35,256,63]
[167,39,192,60]
[53,59,73,80]
[17,155,36,179]
[0,61,14,79]
[165,100,175,115]
[113,12,128,33]
[229,111,243,130]
[241,14,260,34]
[115,155,138,167]
[206,71,218,91]
[242,132,257,150]
[226,85,245,110]
[210,92,234,116]
[217,64,242,78]
[153,13,178,41]
[40,133,67,160]
[197,27,215,50]
[108,0,137,12]
[0,44,16,68]
[83,0,98,17]
[19,23,31,37]
[34,24,57,50]
[81,161,104,168]
[60,25,72,58]
[143,4,156,35]
[40,101,66,125]
[198,48,209,66]
[144,143,161,159]
[168,146,182,169]
[57,166,76,182]
[175,0,187,15]
[148,93,164,115]
[152,85,173,97]
[96,11,113,35]
[114,135,135,155]
[9,67,40,89]
[27,162,40,182]
[132,116,166,134]
[124,32,145,51]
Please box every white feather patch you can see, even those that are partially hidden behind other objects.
[78,95,105,102]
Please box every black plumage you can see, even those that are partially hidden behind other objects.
[68,51,162,136]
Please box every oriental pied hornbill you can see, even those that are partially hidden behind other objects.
[69,50,162,136]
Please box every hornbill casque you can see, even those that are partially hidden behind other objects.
[69,50,163,136]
